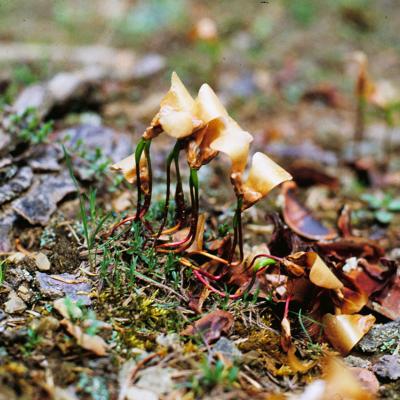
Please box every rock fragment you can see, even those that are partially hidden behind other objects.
[0,166,33,205]
[4,291,27,314]
[372,355,400,380]
[36,272,92,304]
[0,210,16,252]
[34,252,51,271]
[26,144,62,172]
[211,337,243,362]
[12,172,76,225]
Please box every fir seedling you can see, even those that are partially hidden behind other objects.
[110,72,291,290]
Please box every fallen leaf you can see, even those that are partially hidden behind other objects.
[301,84,344,108]
[370,274,400,320]
[287,160,339,188]
[181,310,234,344]
[61,319,108,356]
[323,313,375,356]
[282,181,337,241]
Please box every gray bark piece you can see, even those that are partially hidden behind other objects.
[372,355,400,380]
[0,161,17,184]
[58,124,132,180]
[358,320,400,353]
[36,272,91,304]
[0,210,16,252]
[12,172,76,225]
[0,130,11,156]
[27,144,62,172]
[0,166,33,205]
[13,83,52,117]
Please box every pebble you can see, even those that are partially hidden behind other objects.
[34,252,51,271]
[4,291,27,314]
[211,337,243,362]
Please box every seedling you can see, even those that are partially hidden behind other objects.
[111,72,292,276]
[361,193,400,224]
[7,107,53,144]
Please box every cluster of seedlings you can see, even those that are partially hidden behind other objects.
[110,72,377,357]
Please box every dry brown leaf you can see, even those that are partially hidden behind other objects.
[181,310,234,344]
[322,313,375,356]
[282,181,337,241]
[61,319,108,356]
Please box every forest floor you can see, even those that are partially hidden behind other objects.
[0,1,400,399]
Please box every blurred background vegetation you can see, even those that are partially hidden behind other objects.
[1,0,399,80]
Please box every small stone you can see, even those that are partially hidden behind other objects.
[132,53,166,79]
[17,284,32,303]
[36,316,60,334]
[0,210,16,252]
[136,366,176,396]
[4,292,27,314]
[13,83,51,117]
[211,337,243,363]
[0,309,6,321]
[344,355,372,369]
[156,333,180,350]
[27,144,62,172]
[53,298,83,320]
[125,387,158,400]
[372,354,400,381]
[6,252,26,264]
[34,252,51,271]
[36,272,92,304]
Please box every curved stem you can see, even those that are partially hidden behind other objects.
[228,196,243,265]
[139,139,153,220]
[134,138,147,221]
[174,147,186,225]
[155,141,181,240]
[156,168,199,251]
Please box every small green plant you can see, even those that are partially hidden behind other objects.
[77,373,109,400]
[64,145,111,265]
[8,107,53,144]
[0,260,5,284]
[361,193,400,224]
[188,358,239,395]
[22,327,41,355]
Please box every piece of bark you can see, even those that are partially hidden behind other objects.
[12,172,75,225]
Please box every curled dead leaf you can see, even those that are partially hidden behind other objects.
[282,181,337,241]
[61,319,108,356]
[322,313,375,356]
[181,310,234,344]
[307,252,343,290]
[242,152,292,209]
[287,346,316,374]
[111,152,148,185]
